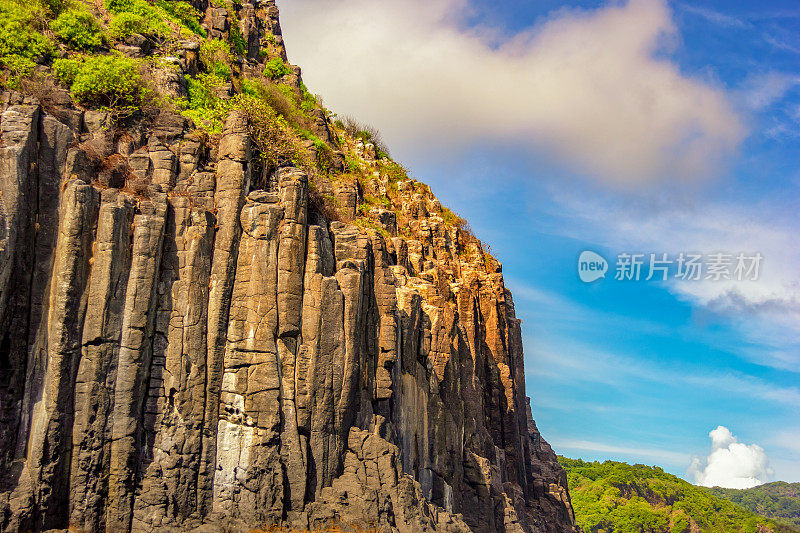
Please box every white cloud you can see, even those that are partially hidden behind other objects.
[552,438,690,466]
[772,429,800,453]
[527,334,800,408]
[685,373,800,408]
[678,3,749,29]
[506,279,672,338]
[738,72,800,110]
[688,425,773,488]
[679,4,749,29]
[548,190,800,372]
[279,0,745,185]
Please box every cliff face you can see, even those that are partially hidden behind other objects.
[0,1,576,532]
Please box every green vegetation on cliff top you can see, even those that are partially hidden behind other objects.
[0,0,498,267]
[559,457,798,533]
[0,0,335,168]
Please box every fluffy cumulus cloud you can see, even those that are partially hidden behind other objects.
[279,0,745,185]
[688,426,773,489]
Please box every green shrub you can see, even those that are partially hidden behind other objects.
[299,129,334,172]
[242,78,321,131]
[261,84,298,122]
[383,161,408,183]
[241,77,309,129]
[105,0,169,36]
[0,0,54,85]
[230,23,246,55]
[104,0,131,13]
[240,77,261,98]
[344,156,360,173]
[105,0,204,39]
[207,61,230,80]
[441,207,466,228]
[263,57,290,80]
[299,82,317,113]
[40,0,69,17]
[199,39,231,79]
[187,74,223,110]
[153,0,205,37]
[51,7,104,50]
[2,55,36,87]
[108,11,147,39]
[52,55,81,85]
[176,72,229,132]
[232,93,312,174]
[54,54,144,113]
[200,38,231,63]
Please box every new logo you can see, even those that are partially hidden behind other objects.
[578,250,608,283]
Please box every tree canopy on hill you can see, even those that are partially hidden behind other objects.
[559,457,797,533]
[707,482,800,530]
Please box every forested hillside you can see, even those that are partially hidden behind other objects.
[559,457,797,533]
[707,482,800,530]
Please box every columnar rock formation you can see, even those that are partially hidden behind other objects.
[0,1,577,532]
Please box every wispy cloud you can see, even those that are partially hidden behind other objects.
[679,3,749,29]
[734,71,800,142]
[737,72,800,110]
[545,190,800,372]
[528,335,800,408]
[506,280,672,338]
[765,431,800,483]
[763,33,800,55]
[685,373,800,408]
[746,9,800,21]
[771,429,800,454]
[677,3,800,57]
[280,0,744,185]
[551,438,690,466]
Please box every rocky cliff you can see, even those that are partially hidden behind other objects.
[0,0,577,531]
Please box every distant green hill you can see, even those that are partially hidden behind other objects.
[706,482,800,530]
[558,457,798,533]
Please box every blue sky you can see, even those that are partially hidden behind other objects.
[278,0,800,486]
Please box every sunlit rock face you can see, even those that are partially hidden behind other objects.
[0,2,576,532]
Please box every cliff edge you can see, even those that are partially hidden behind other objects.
[0,0,577,531]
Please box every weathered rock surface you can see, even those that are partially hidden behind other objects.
[0,2,577,532]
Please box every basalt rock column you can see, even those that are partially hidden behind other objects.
[0,0,578,529]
